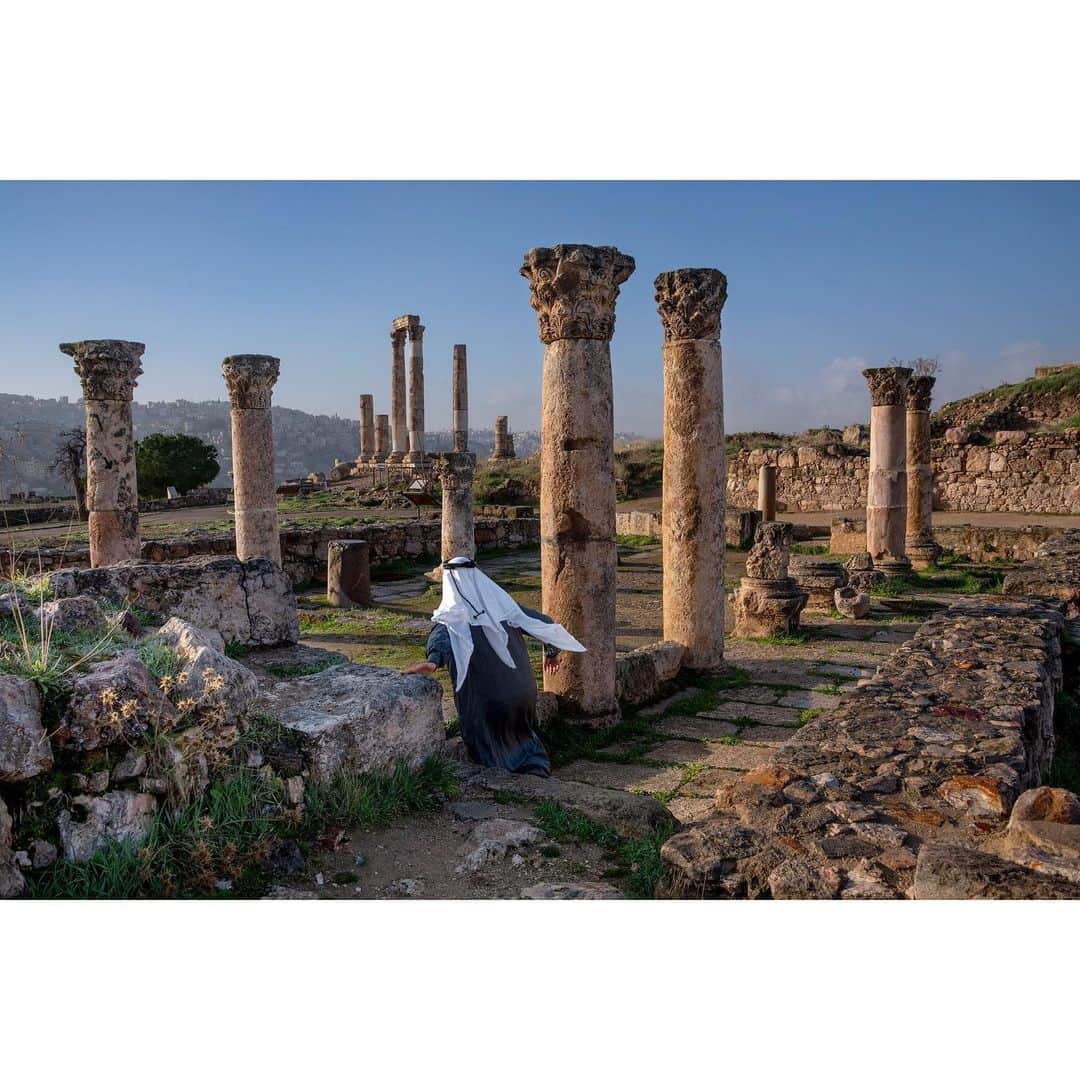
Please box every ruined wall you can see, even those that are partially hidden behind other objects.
[726,430,1080,514]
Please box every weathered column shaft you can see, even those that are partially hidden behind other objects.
[435,452,476,561]
[406,318,425,463]
[389,329,407,462]
[358,394,375,462]
[222,354,282,566]
[655,268,728,672]
[327,540,371,607]
[60,339,144,567]
[758,464,777,521]
[863,367,912,572]
[492,415,515,459]
[521,243,635,724]
[373,414,390,463]
[452,344,468,452]
[906,374,938,568]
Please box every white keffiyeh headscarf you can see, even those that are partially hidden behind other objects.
[432,557,586,691]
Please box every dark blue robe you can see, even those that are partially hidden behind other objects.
[426,605,556,777]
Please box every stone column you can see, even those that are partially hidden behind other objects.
[863,366,913,576]
[222,354,282,566]
[358,394,375,463]
[405,316,426,465]
[452,344,469,452]
[373,414,390,463]
[733,522,808,637]
[491,415,516,460]
[60,339,144,567]
[434,451,476,562]
[327,539,371,607]
[758,464,777,521]
[521,243,635,725]
[905,374,939,569]
[655,268,728,672]
[388,327,407,463]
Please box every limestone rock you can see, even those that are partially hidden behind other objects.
[153,617,226,657]
[56,652,178,752]
[913,843,1080,899]
[0,675,51,781]
[456,818,544,873]
[1009,786,1080,825]
[0,795,26,898]
[834,586,871,619]
[30,839,57,870]
[35,595,108,636]
[267,663,444,783]
[732,578,807,638]
[791,557,847,612]
[520,881,623,899]
[744,522,794,580]
[767,859,842,899]
[57,791,157,864]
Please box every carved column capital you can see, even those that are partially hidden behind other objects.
[390,327,407,349]
[520,243,635,344]
[906,374,936,412]
[433,451,475,487]
[222,354,280,409]
[654,268,728,341]
[60,339,145,401]
[862,366,913,407]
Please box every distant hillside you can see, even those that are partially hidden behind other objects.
[932,365,1080,437]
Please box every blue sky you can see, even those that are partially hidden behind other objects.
[0,181,1077,436]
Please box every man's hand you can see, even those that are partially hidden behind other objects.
[543,655,561,676]
[400,661,437,677]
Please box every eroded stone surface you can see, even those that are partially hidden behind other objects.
[57,791,157,864]
[0,675,50,782]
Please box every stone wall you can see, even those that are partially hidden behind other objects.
[831,517,1075,564]
[6,517,542,586]
[659,595,1080,899]
[1003,530,1080,617]
[727,430,1080,514]
[138,488,232,512]
[616,509,822,547]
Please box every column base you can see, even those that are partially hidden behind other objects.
[405,452,426,465]
[387,451,405,464]
[732,577,808,638]
[876,556,914,578]
[905,539,940,570]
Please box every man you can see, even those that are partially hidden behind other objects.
[400,556,585,777]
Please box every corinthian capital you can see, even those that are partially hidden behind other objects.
[222,354,280,409]
[862,366,913,406]
[654,268,728,342]
[60,339,145,401]
[519,244,635,344]
[432,450,475,487]
[906,374,936,412]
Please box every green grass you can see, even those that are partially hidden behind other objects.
[797,707,826,727]
[26,755,461,899]
[616,534,660,548]
[137,639,181,680]
[742,630,812,646]
[1049,691,1080,797]
[533,800,674,899]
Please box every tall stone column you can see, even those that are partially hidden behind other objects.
[405,316,426,465]
[491,415,516,460]
[388,327,407,463]
[222,354,282,566]
[906,374,939,569]
[358,394,375,463]
[434,451,477,562]
[60,339,144,567]
[452,344,469,452]
[758,464,777,521]
[373,414,390,463]
[521,243,635,725]
[863,366,913,576]
[655,268,728,672]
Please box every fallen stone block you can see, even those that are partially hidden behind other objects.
[57,791,158,864]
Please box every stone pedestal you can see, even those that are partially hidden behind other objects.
[655,268,728,672]
[733,522,808,637]
[906,374,940,570]
[327,540,371,608]
[758,464,777,521]
[521,243,635,726]
[863,367,913,577]
[373,414,389,463]
[358,394,375,463]
[491,415,516,460]
[60,340,144,568]
[388,328,407,463]
[222,354,282,566]
[790,557,848,612]
[452,345,469,452]
[434,452,476,563]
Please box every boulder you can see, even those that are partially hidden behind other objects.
[46,556,298,646]
[1009,786,1080,825]
[913,843,1080,899]
[0,674,52,781]
[174,642,259,718]
[520,881,623,899]
[456,818,544,873]
[0,794,26,898]
[56,791,158,864]
[55,652,178,752]
[265,663,445,783]
[34,596,108,636]
[834,586,871,619]
[153,617,226,657]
